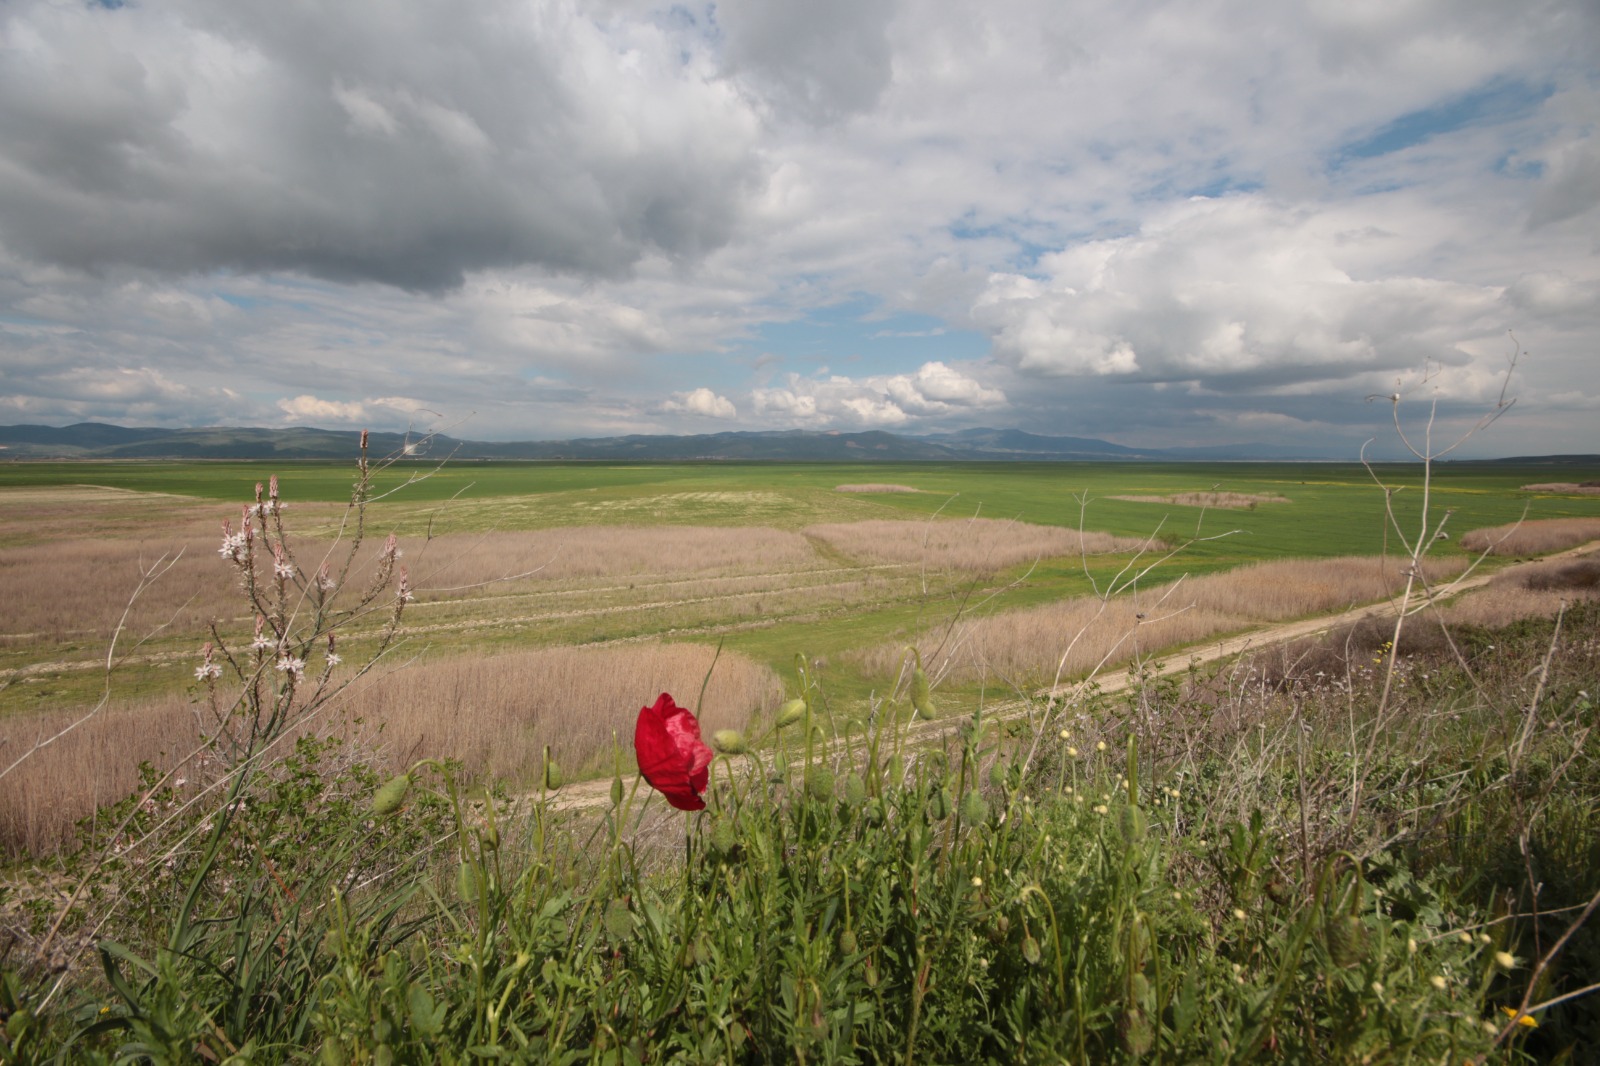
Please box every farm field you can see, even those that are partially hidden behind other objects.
[3,456,1599,852]
[4,455,1600,1060]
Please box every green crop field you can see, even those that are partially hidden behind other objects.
[4,456,1597,721]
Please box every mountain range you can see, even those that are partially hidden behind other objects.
[0,423,1589,464]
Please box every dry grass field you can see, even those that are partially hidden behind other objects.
[1109,491,1291,509]
[1459,516,1600,555]
[1520,482,1600,495]
[833,484,920,493]
[0,641,778,856]
[803,518,1153,574]
[1437,554,1600,628]
[867,554,1469,688]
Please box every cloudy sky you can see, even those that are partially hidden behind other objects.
[1,0,1596,456]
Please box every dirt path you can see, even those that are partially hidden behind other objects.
[545,541,1599,814]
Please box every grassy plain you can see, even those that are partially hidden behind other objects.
[2,461,1597,789]
[5,455,1600,1059]
[4,459,1598,711]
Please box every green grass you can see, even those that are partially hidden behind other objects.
[5,459,1597,721]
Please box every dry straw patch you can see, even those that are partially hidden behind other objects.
[1520,482,1600,495]
[870,554,1467,686]
[833,484,920,494]
[1110,492,1290,509]
[0,524,823,652]
[1458,517,1600,556]
[1438,555,1600,628]
[803,518,1152,574]
[0,641,779,856]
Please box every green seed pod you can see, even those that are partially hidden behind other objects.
[6,1008,35,1043]
[806,766,835,801]
[1022,934,1042,966]
[911,666,933,717]
[1118,803,1147,843]
[710,817,738,853]
[711,729,747,755]
[1325,914,1368,969]
[843,772,868,808]
[839,929,858,955]
[1121,1008,1155,1056]
[776,698,807,728]
[959,790,990,825]
[604,898,633,941]
[371,773,412,817]
[610,775,625,808]
[456,862,478,906]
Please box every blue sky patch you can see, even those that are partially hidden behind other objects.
[1333,79,1551,165]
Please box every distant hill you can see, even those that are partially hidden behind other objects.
[1,422,1591,464]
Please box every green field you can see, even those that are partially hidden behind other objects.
[3,458,1598,719]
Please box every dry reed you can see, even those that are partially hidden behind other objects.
[1519,483,1600,495]
[1458,517,1600,556]
[1110,492,1290,509]
[866,555,1467,686]
[803,518,1152,573]
[1437,555,1600,628]
[0,641,779,856]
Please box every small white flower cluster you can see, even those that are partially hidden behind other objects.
[194,641,222,682]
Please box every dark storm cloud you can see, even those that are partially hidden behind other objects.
[716,0,897,123]
[0,0,763,291]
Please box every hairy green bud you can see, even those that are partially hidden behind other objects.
[711,729,747,755]
[775,698,807,728]
[371,773,412,817]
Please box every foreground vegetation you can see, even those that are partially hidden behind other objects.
[2,432,1599,1061]
[2,597,1596,1062]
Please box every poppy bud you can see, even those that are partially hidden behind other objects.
[838,929,858,955]
[482,822,500,852]
[610,775,624,808]
[371,773,412,817]
[456,862,478,906]
[1325,914,1368,968]
[959,791,990,825]
[544,761,564,791]
[927,787,951,821]
[864,959,879,988]
[776,698,807,728]
[604,898,633,941]
[710,817,738,852]
[806,766,835,801]
[843,772,867,808]
[911,666,933,717]
[988,762,1008,789]
[1022,934,1042,966]
[712,729,747,755]
[1118,803,1147,843]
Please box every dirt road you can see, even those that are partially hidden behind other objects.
[546,542,1598,814]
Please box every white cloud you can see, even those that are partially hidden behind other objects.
[663,387,738,420]
[278,395,368,423]
[973,195,1506,389]
[752,361,1006,427]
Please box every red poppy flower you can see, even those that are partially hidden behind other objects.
[634,693,715,811]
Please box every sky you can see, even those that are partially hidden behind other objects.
[0,0,1597,458]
